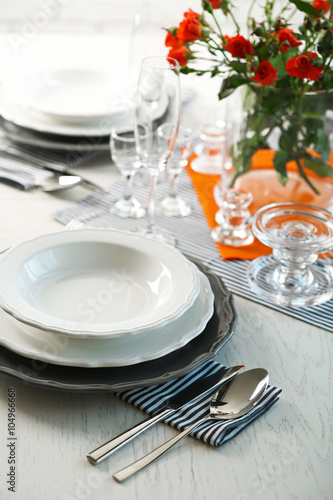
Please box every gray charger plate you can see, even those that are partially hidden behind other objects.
[0,259,237,392]
[0,116,110,152]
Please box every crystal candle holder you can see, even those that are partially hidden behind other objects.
[248,202,333,307]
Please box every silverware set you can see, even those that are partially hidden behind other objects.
[0,142,103,192]
[87,366,269,483]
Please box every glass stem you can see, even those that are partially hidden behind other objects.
[123,173,134,200]
[147,173,158,231]
[168,172,179,198]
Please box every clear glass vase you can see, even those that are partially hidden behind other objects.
[229,87,333,214]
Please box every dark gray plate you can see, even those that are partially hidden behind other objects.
[0,116,110,152]
[0,260,237,392]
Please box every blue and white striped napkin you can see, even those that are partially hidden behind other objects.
[114,360,281,447]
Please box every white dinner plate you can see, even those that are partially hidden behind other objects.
[0,268,213,368]
[3,68,131,124]
[0,228,199,339]
[0,82,169,137]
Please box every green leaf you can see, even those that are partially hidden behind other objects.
[167,27,178,37]
[317,30,333,59]
[253,42,270,59]
[287,0,320,17]
[273,151,290,185]
[268,41,279,58]
[230,140,257,176]
[279,127,297,152]
[303,155,333,177]
[313,129,330,161]
[180,67,198,75]
[228,61,248,74]
[260,90,292,114]
[218,74,250,100]
[211,67,222,77]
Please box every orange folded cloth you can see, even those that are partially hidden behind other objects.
[186,150,333,261]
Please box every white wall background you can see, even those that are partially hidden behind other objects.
[0,0,256,33]
[0,0,206,33]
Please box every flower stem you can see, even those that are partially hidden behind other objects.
[295,159,320,194]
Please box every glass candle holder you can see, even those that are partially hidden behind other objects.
[248,202,333,307]
[211,189,254,247]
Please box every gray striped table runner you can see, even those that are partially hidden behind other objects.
[53,170,333,333]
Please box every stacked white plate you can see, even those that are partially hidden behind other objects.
[0,67,168,150]
[0,228,215,368]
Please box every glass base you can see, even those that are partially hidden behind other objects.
[190,156,221,175]
[157,195,191,217]
[0,234,10,254]
[134,225,176,246]
[110,197,145,219]
[248,255,333,306]
[211,225,254,247]
[215,209,224,225]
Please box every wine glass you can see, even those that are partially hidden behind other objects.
[109,125,147,218]
[134,56,180,242]
[157,123,192,217]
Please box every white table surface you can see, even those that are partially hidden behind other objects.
[0,25,332,500]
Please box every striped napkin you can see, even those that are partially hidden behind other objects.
[114,360,281,447]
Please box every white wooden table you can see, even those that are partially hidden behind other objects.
[0,24,332,500]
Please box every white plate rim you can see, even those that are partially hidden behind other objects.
[0,85,169,137]
[0,269,214,367]
[0,228,199,338]
[3,68,130,123]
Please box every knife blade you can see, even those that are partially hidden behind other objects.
[86,364,244,465]
[0,149,104,192]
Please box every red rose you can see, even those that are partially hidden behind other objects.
[167,46,189,67]
[286,52,323,81]
[165,32,182,49]
[277,28,302,53]
[251,60,278,85]
[176,10,203,43]
[224,34,254,58]
[311,0,330,14]
[207,0,222,8]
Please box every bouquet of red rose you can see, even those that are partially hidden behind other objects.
[165,0,333,192]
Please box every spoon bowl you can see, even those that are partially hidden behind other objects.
[38,174,83,191]
[113,368,269,482]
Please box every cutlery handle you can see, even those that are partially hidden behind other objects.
[113,416,208,483]
[86,408,172,465]
[0,171,30,190]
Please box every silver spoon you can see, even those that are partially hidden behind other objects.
[113,368,269,483]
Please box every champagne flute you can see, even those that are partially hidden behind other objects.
[134,56,180,242]
[157,123,192,217]
[110,125,147,218]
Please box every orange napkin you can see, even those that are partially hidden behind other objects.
[186,150,333,261]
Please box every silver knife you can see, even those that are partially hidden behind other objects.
[86,364,244,465]
[0,149,104,192]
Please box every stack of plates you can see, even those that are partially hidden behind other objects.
[0,67,167,152]
[0,228,237,390]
